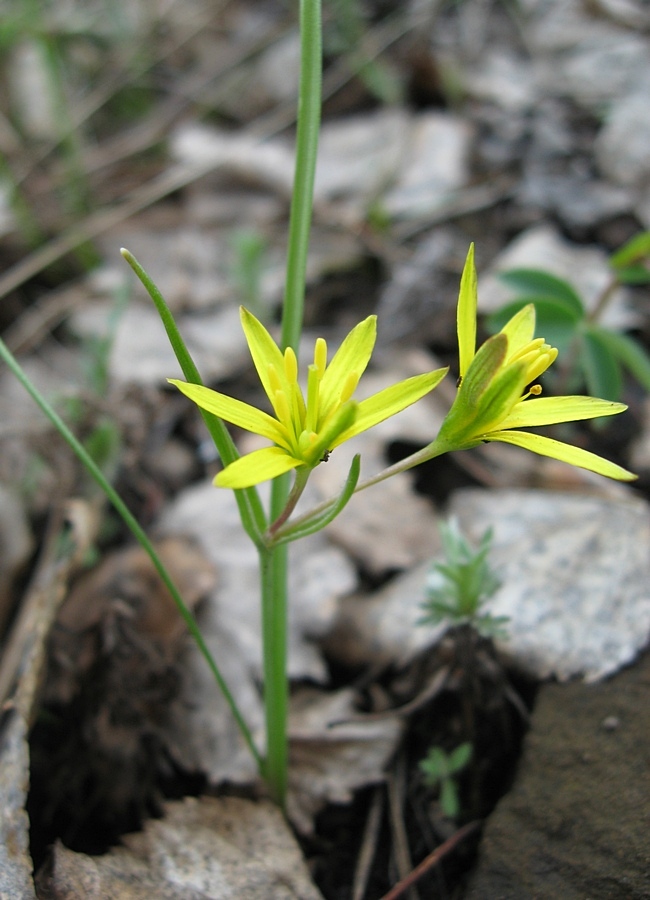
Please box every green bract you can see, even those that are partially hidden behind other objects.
[436,245,636,482]
[171,307,448,488]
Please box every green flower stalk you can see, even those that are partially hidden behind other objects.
[170,306,448,490]
[433,245,636,481]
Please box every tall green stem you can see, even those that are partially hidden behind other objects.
[280,0,322,351]
[262,0,322,805]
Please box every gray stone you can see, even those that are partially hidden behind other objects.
[466,651,650,899]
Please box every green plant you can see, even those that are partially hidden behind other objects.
[0,2,637,813]
[419,742,472,819]
[488,231,650,402]
[420,519,507,639]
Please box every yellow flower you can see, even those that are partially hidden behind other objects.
[170,307,447,488]
[436,245,636,481]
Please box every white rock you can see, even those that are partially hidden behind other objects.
[465,51,537,112]
[383,113,473,220]
[314,109,409,205]
[451,489,650,682]
[6,41,59,140]
[596,81,650,187]
[72,301,248,386]
[157,480,357,683]
[524,0,650,111]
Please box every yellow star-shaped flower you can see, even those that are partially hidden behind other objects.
[170,307,447,488]
[436,245,636,481]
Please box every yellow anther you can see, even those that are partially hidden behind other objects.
[306,364,320,433]
[529,384,542,395]
[314,338,327,378]
[284,347,298,384]
[526,349,557,382]
[509,337,545,365]
[274,390,292,431]
[339,370,360,404]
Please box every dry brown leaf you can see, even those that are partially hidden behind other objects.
[38,796,323,900]
[287,688,403,834]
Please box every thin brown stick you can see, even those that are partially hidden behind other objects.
[378,820,481,900]
[352,786,384,900]
[387,757,418,900]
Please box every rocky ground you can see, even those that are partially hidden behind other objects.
[1,1,649,897]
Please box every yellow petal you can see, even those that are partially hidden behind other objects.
[169,379,289,448]
[485,430,637,481]
[319,316,377,419]
[501,303,536,358]
[215,447,304,488]
[499,396,628,430]
[239,307,289,405]
[335,368,448,446]
[457,244,477,379]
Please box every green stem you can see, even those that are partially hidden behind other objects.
[281,439,451,535]
[0,334,262,772]
[268,465,311,538]
[260,539,289,805]
[262,0,322,806]
[280,0,322,352]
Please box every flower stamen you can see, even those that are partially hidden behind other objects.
[339,370,360,404]
[314,338,327,377]
[284,347,298,384]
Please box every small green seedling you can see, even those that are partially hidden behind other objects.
[488,231,650,402]
[419,742,472,818]
[420,519,508,639]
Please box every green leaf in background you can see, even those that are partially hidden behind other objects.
[498,268,585,318]
[440,778,460,818]
[612,265,650,285]
[609,231,650,269]
[586,327,650,393]
[487,298,579,356]
[448,742,473,772]
[580,327,623,402]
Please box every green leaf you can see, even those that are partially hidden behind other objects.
[498,268,585,317]
[358,58,403,105]
[448,742,473,772]
[488,299,580,355]
[587,327,650,392]
[420,747,447,781]
[612,265,650,285]
[609,231,650,269]
[440,778,460,818]
[580,328,623,402]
